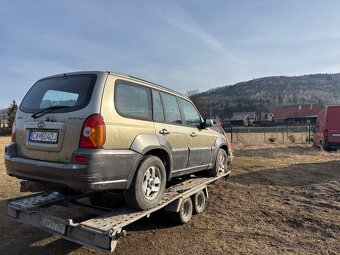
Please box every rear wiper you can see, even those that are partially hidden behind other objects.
[31,105,71,119]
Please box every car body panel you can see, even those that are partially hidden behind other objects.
[314,105,340,150]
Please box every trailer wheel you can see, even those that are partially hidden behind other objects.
[124,156,166,210]
[207,148,227,177]
[169,197,193,224]
[193,190,206,214]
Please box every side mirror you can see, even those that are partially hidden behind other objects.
[201,118,213,128]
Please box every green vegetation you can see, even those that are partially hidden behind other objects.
[7,100,18,128]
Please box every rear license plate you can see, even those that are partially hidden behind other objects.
[41,217,66,235]
[29,130,59,143]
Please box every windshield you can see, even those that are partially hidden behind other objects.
[20,74,97,113]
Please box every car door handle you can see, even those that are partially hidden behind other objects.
[190,132,197,137]
[159,129,170,135]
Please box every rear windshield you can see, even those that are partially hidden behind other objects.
[20,74,97,113]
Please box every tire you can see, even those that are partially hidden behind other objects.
[207,148,227,177]
[168,197,193,224]
[124,155,166,210]
[193,190,206,214]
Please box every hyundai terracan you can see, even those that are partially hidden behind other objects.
[5,71,229,210]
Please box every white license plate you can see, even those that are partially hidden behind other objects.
[41,217,66,235]
[332,134,340,137]
[29,130,59,143]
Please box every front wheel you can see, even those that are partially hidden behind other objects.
[207,148,227,177]
[124,156,166,210]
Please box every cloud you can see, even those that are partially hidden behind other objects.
[147,1,225,52]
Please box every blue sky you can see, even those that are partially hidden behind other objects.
[1,0,340,108]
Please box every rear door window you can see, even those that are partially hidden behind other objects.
[152,90,165,122]
[20,74,97,113]
[160,92,182,124]
[115,81,152,120]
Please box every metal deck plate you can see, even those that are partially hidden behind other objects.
[80,176,223,232]
[8,192,65,210]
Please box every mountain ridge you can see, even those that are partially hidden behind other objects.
[191,73,340,118]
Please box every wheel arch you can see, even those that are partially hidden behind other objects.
[129,134,173,187]
[212,137,229,166]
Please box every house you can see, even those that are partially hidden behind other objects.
[260,112,274,121]
[0,108,10,128]
[230,112,257,126]
[212,116,222,125]
[273,104,324,124]
[230,113,250,126]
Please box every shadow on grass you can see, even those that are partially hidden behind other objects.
[231,160,340,187]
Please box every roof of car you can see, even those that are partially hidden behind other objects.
[40,71,188,100]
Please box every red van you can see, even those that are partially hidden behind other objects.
[314,105,340,150]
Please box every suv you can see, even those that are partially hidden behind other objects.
[5,71,229,210]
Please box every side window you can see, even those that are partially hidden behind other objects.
[179,98,201,127]
[160,92,182,124]
[115,81,152,120]
[152,90,164,122]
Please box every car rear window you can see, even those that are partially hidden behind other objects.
[20,74,97,113]
[115,81,152,120]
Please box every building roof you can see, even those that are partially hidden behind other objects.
[230,114,248,121]
[273,104,324,120]
[232,112,256,119]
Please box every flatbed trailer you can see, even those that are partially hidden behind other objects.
[7,172,230,252]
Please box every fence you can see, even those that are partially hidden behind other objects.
[225,125,313,146]
[0,128,11,136]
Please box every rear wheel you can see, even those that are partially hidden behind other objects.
[124,156,166,210]
[207,148,227,177]
[193,190,206,214]
[168,197,193,224]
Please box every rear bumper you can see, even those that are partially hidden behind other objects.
[324,141,340,150]
[5,143,142,191]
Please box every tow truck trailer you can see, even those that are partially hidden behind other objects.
[7,172,230,253]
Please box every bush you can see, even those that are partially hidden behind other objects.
[268,136,276,143]
[288,135,296,143]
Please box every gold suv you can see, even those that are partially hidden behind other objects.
[5,71,229,210]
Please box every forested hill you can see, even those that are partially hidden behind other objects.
[192,73,340,118]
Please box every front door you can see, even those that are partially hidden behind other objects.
[178,98,214,168]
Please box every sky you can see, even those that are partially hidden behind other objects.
[1,0,340,108]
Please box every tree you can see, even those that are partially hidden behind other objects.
[7,100,18,128]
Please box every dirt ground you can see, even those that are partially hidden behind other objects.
[0,136,339,255]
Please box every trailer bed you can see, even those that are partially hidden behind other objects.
[7,173,230,252]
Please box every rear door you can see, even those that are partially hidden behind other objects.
[16,73,105,163]
[326,106,340,143]
[152,90,189,171]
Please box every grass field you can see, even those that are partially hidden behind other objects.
[0,136,339,254]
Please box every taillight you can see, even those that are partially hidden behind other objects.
[11,120,16,142]
[324,129,329,141]
[79,114,106,148]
